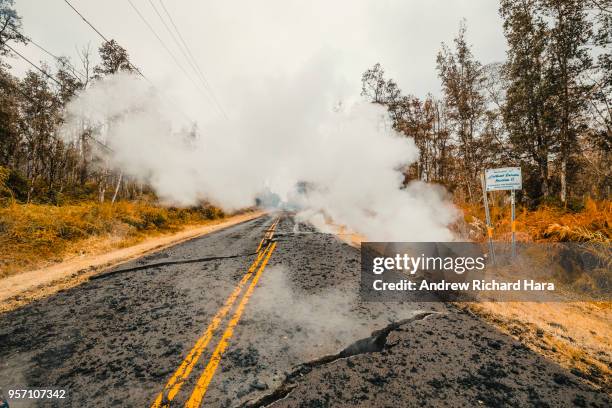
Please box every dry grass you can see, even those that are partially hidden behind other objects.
[0,201,225,278]
[0,211,264,314]
[456,199,612,389]
[459,301,611,390]
[459,198,611,243]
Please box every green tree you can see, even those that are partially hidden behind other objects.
[361,65,454,187]
[0,0,25,58]
[361,63,401,107]
[56,56,83,104]
[543,0,593,204]
[500,0,557,200]
[436,21,487,202]
[589,0,611,146]
[93,40,133,77]
[0,67,21,167]
[18,69,62,201]
[91,40,136,202]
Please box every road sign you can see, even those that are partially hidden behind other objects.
[485,167,522,191]
[482,167,522,260]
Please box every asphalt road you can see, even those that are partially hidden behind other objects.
[0,213,609,407]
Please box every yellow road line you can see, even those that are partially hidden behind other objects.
[151,218,279,407]
[267,218,279,241]
[151,245,271,408]
[256,217,280,253]
[255,237,266,253]
[185,242,277,408]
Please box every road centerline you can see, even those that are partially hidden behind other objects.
[185,241,278,408]
[151,219,279,408]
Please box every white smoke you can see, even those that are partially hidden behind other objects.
[61,61,457,241]
[249,265,425,361]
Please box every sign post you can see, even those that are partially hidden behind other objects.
[484,167,522,259]
[511,190,516,257]
[480,173,496,265]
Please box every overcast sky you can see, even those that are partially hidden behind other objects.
[10,0,507,117]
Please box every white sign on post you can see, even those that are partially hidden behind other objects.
[485,167,522,191]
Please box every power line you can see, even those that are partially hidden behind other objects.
[125,0,185,76]
[61,0,194,122]
[30,41,85,81]
[126,0,217,110]
[0,74,114,152]
[62,0,110,42]
[7,27,86,83]
[2,46,112,151]
[4,43,63,87]
[147,0,190,67]
[148,0,229,119]
[2,61,116,153]
[0,73,54,108]
[146,0,205,90]
[157,0,229,119]
[62,0,144,78]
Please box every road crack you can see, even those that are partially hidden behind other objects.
[241,312,435,408]
[91,252,258,280]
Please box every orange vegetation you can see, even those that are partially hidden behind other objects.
[459,198,611,243]
[0,201,225,278]
[457,199,611,389]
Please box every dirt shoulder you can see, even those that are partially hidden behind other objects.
[335,233,611,391]
[458,301,611,390]
[0,211,264,313]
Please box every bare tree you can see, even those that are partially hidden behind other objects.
[77,43,93,88]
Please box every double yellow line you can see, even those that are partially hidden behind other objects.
[256,218,279,252]
[151,218,280,408]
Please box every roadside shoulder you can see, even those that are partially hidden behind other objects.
[0,211,265,313]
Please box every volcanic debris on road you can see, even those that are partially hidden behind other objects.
[0,214,609,407]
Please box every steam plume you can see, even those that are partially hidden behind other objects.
[61,63,457,241]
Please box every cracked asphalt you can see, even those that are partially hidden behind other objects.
[0,213,609,407]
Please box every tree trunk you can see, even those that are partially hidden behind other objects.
[540,157,549,198]
[98,171,107,203]
[111,171,123,204]
[560,156,567,205]
[98,184,106,203]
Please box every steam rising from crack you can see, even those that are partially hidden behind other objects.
[61,63,457,241]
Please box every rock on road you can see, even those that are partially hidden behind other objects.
[0,213,609,407]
